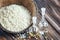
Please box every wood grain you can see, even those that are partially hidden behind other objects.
[0,0,60,40]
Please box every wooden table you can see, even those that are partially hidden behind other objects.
[0,0,60,40]
[35,0,60,40]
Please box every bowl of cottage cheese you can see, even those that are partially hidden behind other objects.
[0,0,36,33]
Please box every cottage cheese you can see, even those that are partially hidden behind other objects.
[0,4,31,32]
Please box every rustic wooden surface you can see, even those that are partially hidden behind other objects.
[35,0,60,40]
[0,0,60,40]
